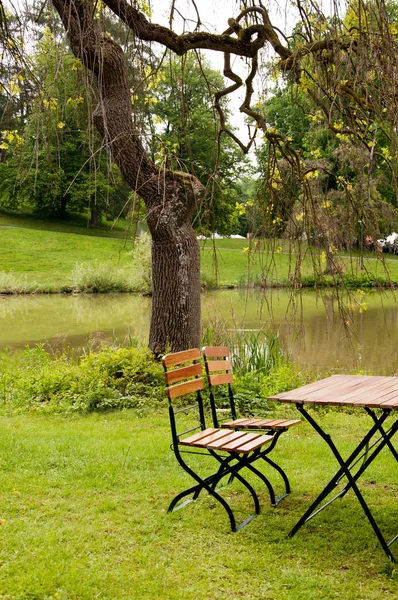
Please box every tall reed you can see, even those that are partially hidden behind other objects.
[202,324,284,376]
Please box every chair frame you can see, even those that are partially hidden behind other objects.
[162,348,278,531]
[202,345,301,505]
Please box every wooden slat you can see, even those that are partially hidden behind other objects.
[221,419,259,429]
[221,418,253,428]
[357,383,398,408]
[202,346,230,358]
[207,431,248,449]
[219,432,261,452]
[269,374,398,410]
[270,375,386,405]
[164,363,202,384]
[221,418,301,430]
[244,418,301,429]
[268,419,301,428]
[182,429,232,448]
[234,434,274,454]
[268,375,345,402]
[348,379,398,406]
[234,418,262,427]
[162,348,201,368]
[287,375,368,402]
[180,428,218,445]
[167,377,204,399]
[205,359,232,373]
[208,373,234,386]
[380,397,398,409]
[323,378,398,407]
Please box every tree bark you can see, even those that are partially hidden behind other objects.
[52,0,204,352]
[150,229,200,354]
[90,205,99,226]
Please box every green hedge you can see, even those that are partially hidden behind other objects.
[0,345,165,415]
[0,344,312,416]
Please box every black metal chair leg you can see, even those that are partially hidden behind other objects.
[209,451,262,515]
[244,461,276,506]
[261,455,291,496]
[168,482,203,512]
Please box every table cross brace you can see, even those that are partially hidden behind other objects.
[289,405,397,562]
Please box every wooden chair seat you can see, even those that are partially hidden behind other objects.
[221,417,301,430]
[180,427,274,453]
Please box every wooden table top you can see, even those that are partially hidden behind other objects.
[268,375,398,410]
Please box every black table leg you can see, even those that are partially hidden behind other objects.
[289,405,396,562]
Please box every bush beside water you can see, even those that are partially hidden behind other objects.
[0,345,165,414]
[0,338,311,416]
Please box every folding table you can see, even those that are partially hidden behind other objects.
[269,375,398,561]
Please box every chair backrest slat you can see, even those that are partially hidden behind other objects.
[202,345,237,427]
[165,363,202,385]
[162,348,201,368]
[208,373,234,386]
[202,346,230,358]
[206,359,232,373]
[162,348,206,441]
[167,378,204,399]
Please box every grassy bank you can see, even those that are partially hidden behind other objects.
[0,210,133,239]
[2,215,398,292]
[0,410,396,599]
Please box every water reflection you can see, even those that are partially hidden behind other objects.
[0,294,150,350]
[1,289,397,373]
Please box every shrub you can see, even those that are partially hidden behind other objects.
[202,325,284,377]
[0,345,164,415]
[0,271,37,294]
[71,262,133,293]
[129,232,152,293]
[233,364,311,417]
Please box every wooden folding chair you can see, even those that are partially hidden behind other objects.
[162,348,278,531]
[202,345,301,505]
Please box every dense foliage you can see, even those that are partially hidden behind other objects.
[0,27,129,222]
[0,341,309,416]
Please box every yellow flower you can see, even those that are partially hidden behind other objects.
[57,122,65,129]
[72,59,82,71]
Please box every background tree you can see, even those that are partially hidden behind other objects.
[145,53,246,235]
[0,25,129,222]
[2,0,398,351]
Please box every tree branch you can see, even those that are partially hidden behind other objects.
[103,0,291,59]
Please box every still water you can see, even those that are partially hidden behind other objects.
[0,289,397,374]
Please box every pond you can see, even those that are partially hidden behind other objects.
[1,289,398,374]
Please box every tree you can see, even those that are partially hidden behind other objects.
[3,0,398,351]
[0,26,129,222]
[145,53,246,235]
[257,81,398,250]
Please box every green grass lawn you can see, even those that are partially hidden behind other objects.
[0,227,133,289]
[200,240,398,287]
[0,210,134,239]
[2,213,398,291]
[0,410,397,599]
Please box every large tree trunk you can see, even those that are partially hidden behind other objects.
[148,209,201,353]
[52,0,204,353]
[150,229,200,353]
